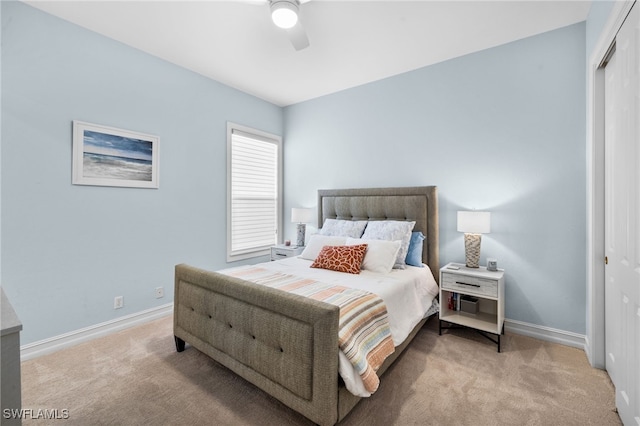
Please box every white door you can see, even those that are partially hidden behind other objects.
[604,4,640,425]
[604,48,620,389]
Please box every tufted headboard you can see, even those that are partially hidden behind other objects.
[317,186,439,283]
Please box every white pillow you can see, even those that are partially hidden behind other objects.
[319,219,368,238]
[361,220,416,269]
[346,238,401,274]
[299,234,348,260]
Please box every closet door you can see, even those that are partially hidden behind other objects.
[604,4,640,425]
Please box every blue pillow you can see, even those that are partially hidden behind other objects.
[405,231,425,267]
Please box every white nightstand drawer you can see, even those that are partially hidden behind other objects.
[270,245,304,261]
[441,272,498,298]
[272,248,291,257]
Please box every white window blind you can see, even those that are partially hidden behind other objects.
[227,125,281,260]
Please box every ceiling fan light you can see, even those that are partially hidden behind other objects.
[271,1,298,29]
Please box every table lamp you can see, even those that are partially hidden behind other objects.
[457,211,491,268]
[291,208,313,247]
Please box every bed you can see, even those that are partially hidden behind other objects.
[173,186,439,425]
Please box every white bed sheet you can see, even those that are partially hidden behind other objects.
[231,256,439,397]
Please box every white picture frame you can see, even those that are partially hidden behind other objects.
[72,121,159,189]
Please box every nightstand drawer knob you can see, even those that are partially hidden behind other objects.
[456,281,481,288]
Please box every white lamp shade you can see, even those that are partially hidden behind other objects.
[291,208,313,223]
[271,1,299,29]
[457,211,491,234]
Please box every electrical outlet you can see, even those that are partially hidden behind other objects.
[155,287,164,299]
[114,296,124,309]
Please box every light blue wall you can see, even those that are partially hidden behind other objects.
[284,23,587,334]
[1,0,594,343]
[1,2,282,344]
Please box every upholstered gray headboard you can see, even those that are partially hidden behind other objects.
[317,186,439,283]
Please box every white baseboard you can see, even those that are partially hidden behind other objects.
[20,303,173,361]
[505,318,586,350]
[20,307,585,361]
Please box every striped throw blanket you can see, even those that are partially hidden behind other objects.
[222,266,395,393]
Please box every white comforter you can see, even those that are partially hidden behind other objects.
[245,256,439,397]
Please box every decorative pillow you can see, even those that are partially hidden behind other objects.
[346,238,401,274]
[361,220,416,269]
[300,234,348,260]
[310,244,368,274]
[319,219,368,238]
[405,231,425,267]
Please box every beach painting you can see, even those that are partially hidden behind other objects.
[72,121,159,188]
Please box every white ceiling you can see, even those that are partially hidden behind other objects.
[24,0,592,106]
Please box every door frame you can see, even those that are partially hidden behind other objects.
[586,0,635,368]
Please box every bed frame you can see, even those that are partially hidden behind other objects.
[173,186,439,425]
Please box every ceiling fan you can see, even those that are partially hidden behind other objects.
[249,0,311,51]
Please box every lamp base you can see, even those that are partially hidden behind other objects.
[296,223,306,247]
[464,233,482,268]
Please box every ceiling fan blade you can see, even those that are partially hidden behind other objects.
[286,22,309,51]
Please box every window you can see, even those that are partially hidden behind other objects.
[227,123,282,261]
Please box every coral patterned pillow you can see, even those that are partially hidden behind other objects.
[310,244,368,274]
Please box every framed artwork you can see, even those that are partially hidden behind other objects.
[72,121,159,188]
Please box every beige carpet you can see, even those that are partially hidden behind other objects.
[21,315,621,425]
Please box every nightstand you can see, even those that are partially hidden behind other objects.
[439,262,505,352]
[270,244,304,261]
